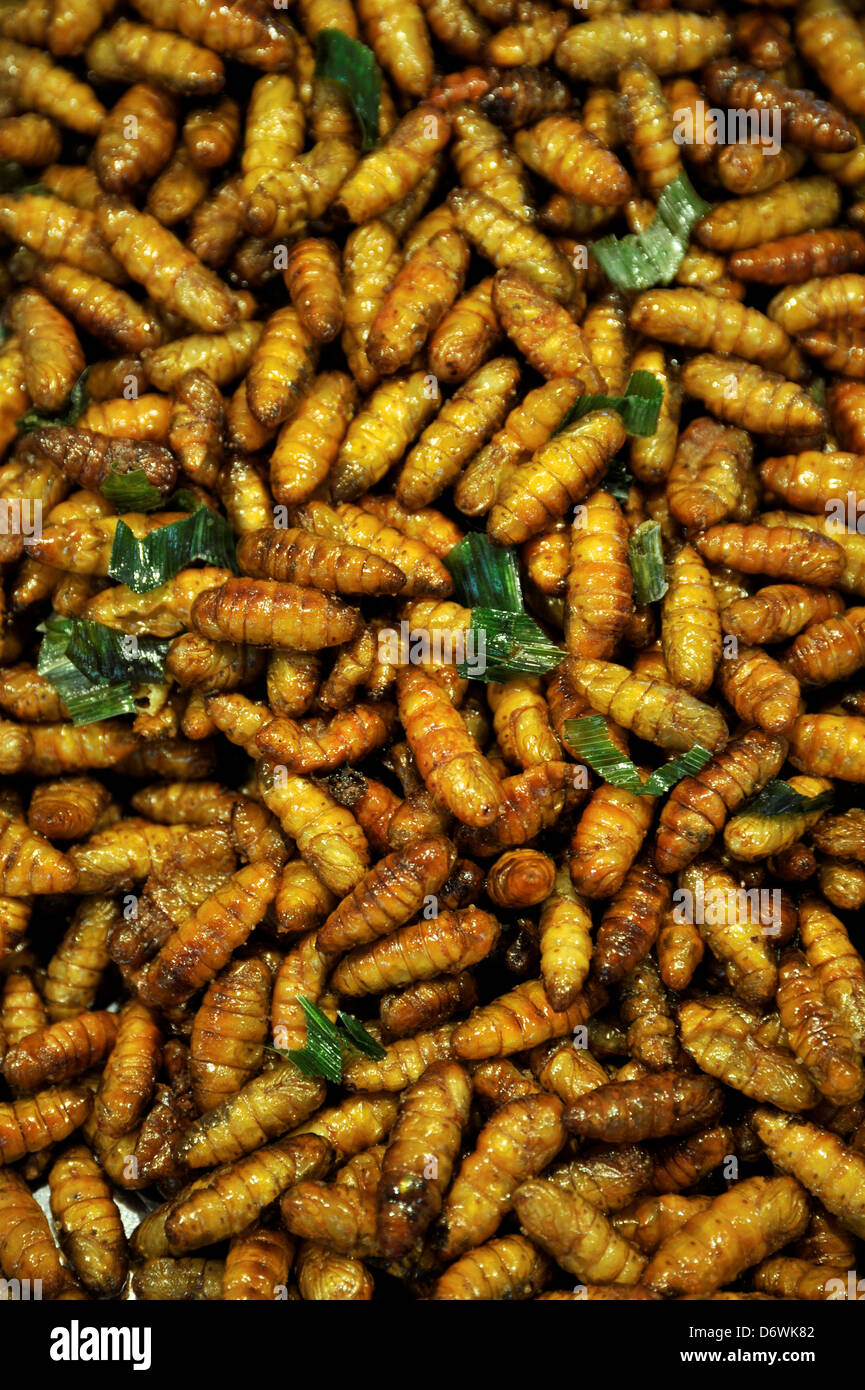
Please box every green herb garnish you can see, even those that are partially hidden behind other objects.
[64,618,169,685]
[744,780,836,819]
[37,615,170,727]
[554,370,663,439]
[337,1010,387,1058]
[628,520,668,604]
[167,487,207,512]
[101,468,164,513]
[591,174,711,291]
[445,533,522,612]
[599,456,636,503]
[314,31,382,152]
[108,502,238,593]
[273,997,385,1084]
[459,608,563,683]
[442,534,562,681]
[564,714,713,794]
[17,368,90,433]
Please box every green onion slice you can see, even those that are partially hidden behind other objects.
[599,456,636,502]
[744,780,836,819]
[554,370,663,439]
[459,608,562,683]
[591,174,711,292]
[629,520,668,604]
[17,368,90,433]
[101,467,164,513]
[564,714,713,795]
[284,997,344,1084]
[63,617,170,685]
[337,1011,386,1059]
[108,504,238,593]
[273,997,384,1083]
[314,31,381,152]
[445,533,522,612]
[37,615,170,726]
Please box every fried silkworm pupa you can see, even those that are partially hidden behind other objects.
[190,957,271,1114]
[379,973,478,1041]
[133,861,279,1008]
[564,1071,725,1144]
[431,1234,550,1300]
[678,998,819,1112]
[563,657,729,753]
[451,977,608,1061]
[330,907,500,998]
[513,1179,646,1286]
[377,1059,472,1259]
[317,835,455,956]
[43,894,116,1021]
[175,1062,327,1169]
[48,1144,128,1297]
[776,948,865,1105]
[397,668,503,829]
[341,1023,458,1093]
[642,1176,810,1297]
[0,1168,75,1299]
[165,1134,331,1252]
[436,1090,566,1259]
[754,1106,865,1239]
[654,729,787,875]
[487,849,556,909]
[237,527,406,598]
[132,1257,224,1300]
[0,1086,92,1165]
[3,1009,119,1091]
[591,854,672,987]
[292,1094,400,1164]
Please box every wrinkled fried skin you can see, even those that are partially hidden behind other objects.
[3,0,865,1308]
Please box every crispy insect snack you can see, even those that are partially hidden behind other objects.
[3,0,865,1310]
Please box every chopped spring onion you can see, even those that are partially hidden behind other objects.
[600,456,636,503]
[168,487,207,512]
[445,532,522,612]
[108,501,238,593]
[64,617,170,685]
[564,714,713,795]
[591,174,711,292]
[628,520,668,604]
[314,31,381,152]
[554,370,663,439]
[37,615,170,726]
[101,467,164,513]
[273,997,384,1084]
[17,368,89,433]
[337,1010,387,1059]
[744,780,835,819]
[459,608,562,683]
[444,534,563,680]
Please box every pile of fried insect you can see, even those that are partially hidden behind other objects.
[1,0,865,1304]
